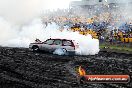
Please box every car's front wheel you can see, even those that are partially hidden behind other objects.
[32,46,39,52]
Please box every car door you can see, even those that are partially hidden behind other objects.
[42,39,54,52]
[62,40,75,51]
[52,39,62,51]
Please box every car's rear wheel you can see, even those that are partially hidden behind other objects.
[32,46,39,52]
[62,48,67,54]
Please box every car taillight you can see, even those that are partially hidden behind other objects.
[71,42,75,50]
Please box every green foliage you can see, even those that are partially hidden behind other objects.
[100,43,132,52]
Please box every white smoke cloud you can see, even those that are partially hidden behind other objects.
[0,0,45,25]
[0,0,132,56]
[0,18,99,55]
[0,0,75,24]
[0,17,18,42]
[0,0,74,45]
[0,18,44,47]
[0,0,76,46]
[43,22,99,55]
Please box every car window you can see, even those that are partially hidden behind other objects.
[63,40,72,46]
[44,39,54,45]
[54,40,62,45]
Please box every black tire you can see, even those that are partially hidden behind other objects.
[62,48,68,55]
[62,48,67,52]
[32,46,39,52]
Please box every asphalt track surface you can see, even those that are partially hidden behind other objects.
[0,47,132,88]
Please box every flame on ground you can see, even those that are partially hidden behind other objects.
[78,66,86,76]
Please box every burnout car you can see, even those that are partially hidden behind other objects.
[29,38,77,55]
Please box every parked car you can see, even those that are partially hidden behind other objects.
[29,38,77,55]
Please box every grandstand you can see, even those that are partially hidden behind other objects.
[70,0,132,7]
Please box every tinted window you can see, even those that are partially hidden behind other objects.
[54,40,62,45]
[63,40,72,46]
[45,39,54,45]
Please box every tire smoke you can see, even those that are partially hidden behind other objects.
[0,18,99,55]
